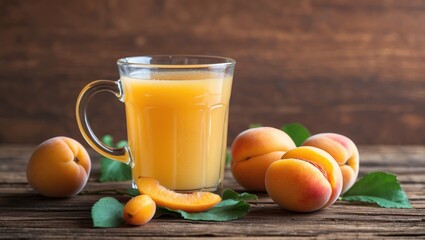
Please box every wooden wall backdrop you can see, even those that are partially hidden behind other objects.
[1,0,425,145]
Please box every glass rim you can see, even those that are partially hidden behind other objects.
[117,55,236,68]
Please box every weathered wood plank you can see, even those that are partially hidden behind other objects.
[0,145,424,238]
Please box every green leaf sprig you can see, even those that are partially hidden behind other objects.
[91,197,125,228]
[91,189,257,227]
[154,189,257,221]
[99,135,132,182]
[249,123,311,146]
[280,123,311,146]
[340,171,411,208]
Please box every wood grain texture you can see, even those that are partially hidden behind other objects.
[0,145,424,239]
[1,0,425,144]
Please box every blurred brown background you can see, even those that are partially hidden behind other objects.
[1,0,425,145]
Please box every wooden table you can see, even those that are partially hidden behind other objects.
[1,145,424,239]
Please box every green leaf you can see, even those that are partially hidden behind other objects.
[156,199,250,222]
[340,172,412,209]
[281,123,311,146]
[225,149,231,166]
[222,189,258,201]
[154,189,254,221]
[91,197,124,228]
[116,140,128,148]
[178,199,250,221]
[249,123,262,128]
[99,136,132,182]
[101,135,114,147]
[126,188,139,197]
[99,157,132,182]
[154,207,182,218]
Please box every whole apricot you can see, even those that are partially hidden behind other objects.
[231,127,296,191]
[26,136,91,198]
[302,133,359,193]
[265,146,343,212]
[123,195,156,226]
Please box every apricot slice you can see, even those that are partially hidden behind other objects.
[136,177,222,212]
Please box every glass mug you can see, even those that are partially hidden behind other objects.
[76,55,235,192]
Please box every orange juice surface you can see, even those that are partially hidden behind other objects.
[121,72,232,191]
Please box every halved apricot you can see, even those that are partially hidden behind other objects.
[136,177,222,213]
[265,146,343,212]
[302,133,359,193]
[279,146,343,207]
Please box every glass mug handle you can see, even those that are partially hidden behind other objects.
[76,80,131,164]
